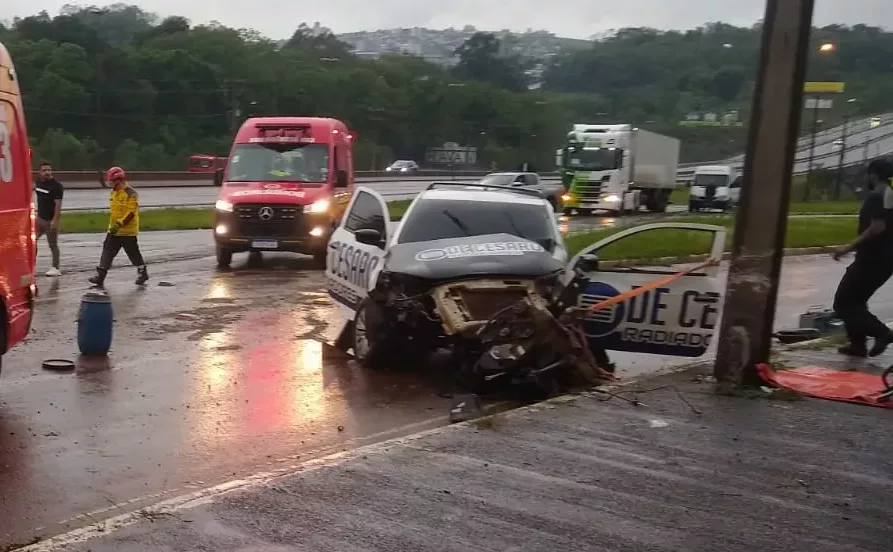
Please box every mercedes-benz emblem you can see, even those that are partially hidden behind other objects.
[258,206,274,220]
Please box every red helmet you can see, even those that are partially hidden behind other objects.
[106,166,126,182]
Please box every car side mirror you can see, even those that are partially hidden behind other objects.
[335,169,348,188]
[213,168,224,187]
[355,228,384,249]
[578,253,599,273]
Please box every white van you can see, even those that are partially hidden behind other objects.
[689,165,740,212]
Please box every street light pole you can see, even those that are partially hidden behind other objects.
[804,98,820,201]
[835,98,856,199]
[713,0,815,391]
[835,116,847,199]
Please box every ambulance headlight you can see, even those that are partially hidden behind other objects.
[304,199,330,214]
[215,200,234,212]
[602,194,620,203]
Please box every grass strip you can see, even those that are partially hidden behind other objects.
[564,215,855,259]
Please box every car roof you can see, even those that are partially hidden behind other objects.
[417,188,547,206]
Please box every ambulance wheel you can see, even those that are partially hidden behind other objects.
[562,208,574,217]
[577,209,593,216]
[352,299,390,370]
[216,246,232,268]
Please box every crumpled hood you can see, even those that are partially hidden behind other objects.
[383,233,563,281]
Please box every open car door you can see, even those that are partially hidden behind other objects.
[326,186,391,319]
[564,222,726,358]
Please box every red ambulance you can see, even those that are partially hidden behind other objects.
[212,117,356,268]
[0,41,37,376]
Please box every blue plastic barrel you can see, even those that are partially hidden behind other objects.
[77,291,113,356]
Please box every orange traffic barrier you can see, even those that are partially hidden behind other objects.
[587,258,720,314]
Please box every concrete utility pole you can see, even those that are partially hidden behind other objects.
[713,0,816,390]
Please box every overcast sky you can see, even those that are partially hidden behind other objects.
[5,1,890,40]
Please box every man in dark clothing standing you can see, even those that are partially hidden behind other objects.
[34,161,63,277]
[832,158,893,357]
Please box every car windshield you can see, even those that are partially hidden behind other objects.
[479,174,517,186]
[225,143,329,185]
[398,198,556,251]
[391,160,413,168]
[566,147,620,171]
[693,174,730,187]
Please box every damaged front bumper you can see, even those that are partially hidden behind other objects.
[424,276,615,387]
[431,278,550,338]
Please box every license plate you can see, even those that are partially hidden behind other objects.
[581,203,598,208]
[252,240,279,249]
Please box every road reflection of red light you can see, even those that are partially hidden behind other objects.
[243,334,332,432]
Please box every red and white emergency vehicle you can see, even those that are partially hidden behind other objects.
[212,117,356,268]
[187,153,227,174]
[0,41,37,375]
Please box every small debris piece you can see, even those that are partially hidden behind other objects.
[175,313,200,321]
[449,394,484,423]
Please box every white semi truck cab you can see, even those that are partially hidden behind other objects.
[557,124,681,216]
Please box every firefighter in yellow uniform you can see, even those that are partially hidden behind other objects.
[89,166,149,287]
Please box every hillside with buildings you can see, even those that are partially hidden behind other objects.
[337,26,591,66]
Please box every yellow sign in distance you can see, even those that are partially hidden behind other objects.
[803,81,845,94]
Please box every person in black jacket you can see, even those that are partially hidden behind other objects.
[34,161,64,277]
[831,159,893,357]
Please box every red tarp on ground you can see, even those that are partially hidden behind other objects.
[757,364,893,409]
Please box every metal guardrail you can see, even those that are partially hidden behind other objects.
[41,169,560,186]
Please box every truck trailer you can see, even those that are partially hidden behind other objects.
[556,124,681,215]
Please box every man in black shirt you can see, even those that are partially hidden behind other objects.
[831,159,893,357]
[34,161,63,276]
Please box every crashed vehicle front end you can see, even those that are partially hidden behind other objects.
[364,234,611,392]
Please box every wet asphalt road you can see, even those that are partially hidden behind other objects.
[2,230,893,548]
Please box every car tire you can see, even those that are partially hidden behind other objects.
[216,246,233,268]
[352,299,390,370]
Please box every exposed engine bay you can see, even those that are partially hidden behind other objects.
[356,234,615,395]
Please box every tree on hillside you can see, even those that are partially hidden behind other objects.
[283,23,353,59]
[452,32,528,92]
[60,4,156,45]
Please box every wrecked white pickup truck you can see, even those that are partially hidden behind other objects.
[325,182,726,393]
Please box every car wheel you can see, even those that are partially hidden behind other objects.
[352,299,389,370]
[216,246,233,268]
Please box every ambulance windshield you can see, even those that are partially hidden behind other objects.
[226,143,330,185]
